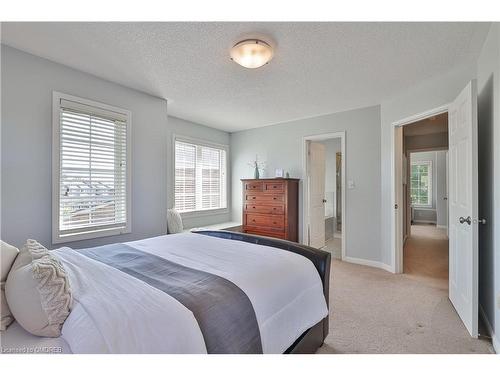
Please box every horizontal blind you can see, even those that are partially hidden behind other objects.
[175,141,196,212]
[59,100,128,234]
[174,140,227,213]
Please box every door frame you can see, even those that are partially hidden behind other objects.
[302,131,346,260]
[391,104,449,273]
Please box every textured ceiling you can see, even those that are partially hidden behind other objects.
[1,22,489,132]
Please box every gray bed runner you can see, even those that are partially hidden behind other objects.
[77,243,262,354]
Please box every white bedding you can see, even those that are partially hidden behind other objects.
[4,233,328,354]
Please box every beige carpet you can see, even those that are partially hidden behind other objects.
[317,224,494,354]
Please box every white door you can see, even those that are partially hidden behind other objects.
[308,141,326,248]
[448,80,478,337]
[394,126,404,273]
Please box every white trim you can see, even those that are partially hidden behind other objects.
[390,104,450,274]
[479,304,499,354]
[343,256,393,273]
[171,134,230,218]
[302,131,346,261]
[52,91,132,244]
[436,225,448,229]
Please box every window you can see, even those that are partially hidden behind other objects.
[410,160,432,207]
[174,137,228,214]
[52,92,131,243]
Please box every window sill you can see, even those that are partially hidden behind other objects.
[53,226,131,244]
[179,208,230,219]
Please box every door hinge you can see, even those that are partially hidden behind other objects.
[395,204,399,209]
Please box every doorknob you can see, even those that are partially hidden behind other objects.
[473,218,487,225]
[459,216,472,225]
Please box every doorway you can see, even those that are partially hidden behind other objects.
[392,80,480,339]
[302,132,345,260]
[400,114,450,285]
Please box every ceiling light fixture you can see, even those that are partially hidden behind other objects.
[230,39,273,69]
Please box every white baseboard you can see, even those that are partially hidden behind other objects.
[343,256,393,273]
[436,225,448,229]
[479,304,499,354]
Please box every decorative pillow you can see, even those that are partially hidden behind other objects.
[1,240,20,330]
[167,208,184,234]
[5,240,73,337]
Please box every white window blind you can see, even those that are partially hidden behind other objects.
[53,94,131,242]
[174,139,227,213]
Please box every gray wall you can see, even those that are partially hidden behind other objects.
[1,46,229,249]
[476,23,500,352]
[231,105,382,263]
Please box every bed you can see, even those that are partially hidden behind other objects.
[1,231,330,354]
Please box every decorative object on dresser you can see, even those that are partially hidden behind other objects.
[247,155,266,179]
[242,178,299,242]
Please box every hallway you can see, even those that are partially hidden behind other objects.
[404,224,449,290]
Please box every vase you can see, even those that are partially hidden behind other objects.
[254,165,260,179]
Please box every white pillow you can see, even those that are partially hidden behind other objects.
[167,208,184,234]
[1,240,19,330]
[5,240,73,337]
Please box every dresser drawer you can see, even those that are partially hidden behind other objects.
[244,181,263,191]
[245,213,284,229]
[244,203,284,215]
[244,230,285,240]
[245,194,284,203]
[264,182,284,192]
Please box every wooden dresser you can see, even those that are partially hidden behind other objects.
[241,178,299,242]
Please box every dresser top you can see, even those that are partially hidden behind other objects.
[240,178,300,182]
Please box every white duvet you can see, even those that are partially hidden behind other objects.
[54,233,328,354]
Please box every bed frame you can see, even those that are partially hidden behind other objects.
[195,230,331,354]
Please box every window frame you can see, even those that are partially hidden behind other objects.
[52,92,132,244]
[172,134,229,218]
[410,160,433,208]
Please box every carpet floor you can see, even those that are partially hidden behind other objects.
[317,224,494,354]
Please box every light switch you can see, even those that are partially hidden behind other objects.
[348,180,355,189]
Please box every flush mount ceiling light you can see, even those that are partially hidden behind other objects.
[230,39,274,69]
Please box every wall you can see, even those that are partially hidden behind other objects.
[166,116,231,229]
[405,132,448,150]
[476,23,500,353]
[231,105,382,264]
[380,61,476,268]
[1,46,229,249]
